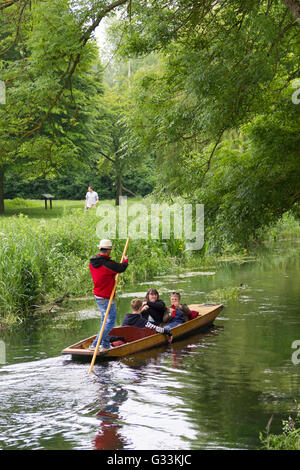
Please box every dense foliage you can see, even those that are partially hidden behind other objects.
[115,0,300,247]
[0,0,106,211]
[4,162,155,200]
[260,407,300,450]
[0,198,186,327]
[1,0,300,246]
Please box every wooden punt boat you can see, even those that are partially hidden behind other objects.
[61,303,223,361]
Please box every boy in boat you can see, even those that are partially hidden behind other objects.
[89,239,128,352]
[140,288,167,325]
[122,298,172,340]
[162,292,196,330]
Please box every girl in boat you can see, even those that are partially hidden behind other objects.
[122,298,172,339]
[141,288,167,325]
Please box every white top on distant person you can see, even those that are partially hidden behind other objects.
[85,186,99,210]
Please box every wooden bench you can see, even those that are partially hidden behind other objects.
[42,193,54,210]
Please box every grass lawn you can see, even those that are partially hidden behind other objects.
[0,196,179,327]
[1,196,147,219]
[2,199,90,219]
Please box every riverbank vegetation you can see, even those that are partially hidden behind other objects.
[1,197,299,328]
[0,198,180,327]
[260,406,300,450]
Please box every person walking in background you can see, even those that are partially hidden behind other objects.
[85,186,99,210]
[89,239,128,352]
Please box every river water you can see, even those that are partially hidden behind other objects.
[1,241,300,450]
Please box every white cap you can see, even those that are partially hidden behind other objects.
[98,239,113,249]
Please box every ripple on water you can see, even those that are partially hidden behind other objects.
[0,353,202,450]
[2,243,300,450]
[0,357,102,449]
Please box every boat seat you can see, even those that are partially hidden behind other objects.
[109,326,156,343]
[111,340,126,347]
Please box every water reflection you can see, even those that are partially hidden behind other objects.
[1,239,300,450]
[90,325,222,450]
[93,388,129,450]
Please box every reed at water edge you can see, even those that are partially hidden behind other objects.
[0,201,185,327]
[1,198,299,328]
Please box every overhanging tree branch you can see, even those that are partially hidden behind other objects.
[99,150,116,164]
[0,0,29,56]
[122,184,137,197]
[0,0,20,10]
[80,0,129,45]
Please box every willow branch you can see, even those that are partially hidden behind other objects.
[99,150,116,164]
[22,53,82,138]
[0,0,29,56]
[121,184,137,197]
[0,0,20,10]
[80,0,129,45]
[199,130,224,181]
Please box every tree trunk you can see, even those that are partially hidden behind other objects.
[115,172,122,206]
[283,0,300,21]
[0,167,4,215]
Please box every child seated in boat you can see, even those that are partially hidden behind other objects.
[122,298,172,340]
[162,292,198,330]
[140,288,167,325]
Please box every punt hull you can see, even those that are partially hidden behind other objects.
[61,303,223,361]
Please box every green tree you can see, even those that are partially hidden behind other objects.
[2,0,299,236]
[96,83,155,204]
[117,0,300,244]
[0,0,129,213]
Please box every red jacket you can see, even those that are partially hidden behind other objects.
[89,254,128,298]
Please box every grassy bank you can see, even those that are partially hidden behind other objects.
[262,211,300,242]
[0,198,184,327]
[1,198,299,328]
